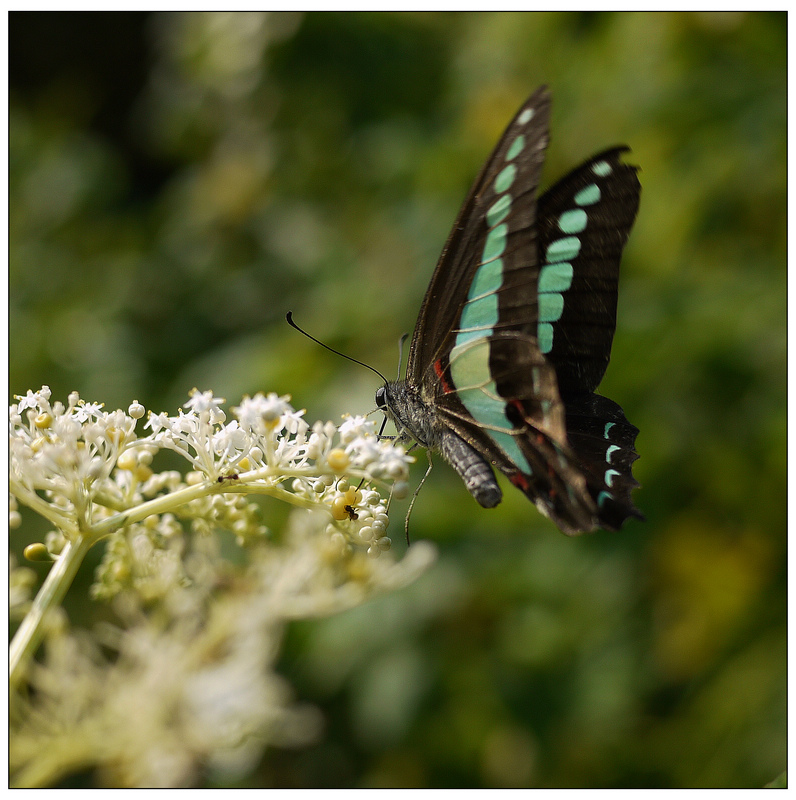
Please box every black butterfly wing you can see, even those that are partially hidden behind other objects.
[431,331,599,534]
[536,147,641,396]
[402,87,600,532]
[408,86,572,447]
[563,393,643,530]
[406,86,551,382]
[535,148,643,528]
[399,88,642,534]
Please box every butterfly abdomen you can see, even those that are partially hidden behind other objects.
[438,428,502,508]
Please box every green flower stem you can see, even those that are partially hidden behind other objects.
[9,534,92,690]
[9,469,355,689]
[8,479,76,536]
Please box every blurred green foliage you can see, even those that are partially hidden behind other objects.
[9,11,785,788]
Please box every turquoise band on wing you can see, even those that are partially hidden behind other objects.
[506,134,525,161]
[536,166,614,352]
[574,183,600,206]
[494,164,516,194]
[468,257,503,300]
[449,341,533,473]
[592,160,613,177]
[482,224,508,264]
[487,194,511,227]
[459,293,498,332]
[538,262,573,293]
[448,121,536,475]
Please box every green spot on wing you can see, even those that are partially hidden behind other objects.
[468,257,503,300]
[518,108,534,125]
[486,194,511,227]
[450,340,491,386]
[538,292,565,322]
[449,341,532,473]
[494,164,516,194]
[457,386,512,430]
[456,328,487,346]
[592,160,612,176]
[506,135,525,161]
[538,322,554,353]
[545,236,581,263]
[459,293,498,332]
[482,224,508,263]
[538,262,573,293]
[490,429,533,474]
[558,208,587,234]
[575,183,600,206]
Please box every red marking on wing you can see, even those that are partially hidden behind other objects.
[510,398,525,415]
[434,359,454,394]
[509,471,531,492]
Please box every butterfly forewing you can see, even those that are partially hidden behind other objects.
[536,147,641,396]
[407,86,551,382]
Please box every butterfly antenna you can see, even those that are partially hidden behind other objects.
[286,312,389,384]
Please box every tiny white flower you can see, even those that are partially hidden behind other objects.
[213,421,249,459]
[282,407,308,436]
[259,393,292,423]
[145,411,170,434]
[15,388,49,413]
[172,410,199,435]
[345,435,382,465]
[233,393,293,433]
[72,402,105,423]
[185,389,226,415]
[338,415,376,444]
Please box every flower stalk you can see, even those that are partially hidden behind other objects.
[10,535,92,690]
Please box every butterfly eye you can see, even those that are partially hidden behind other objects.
[375,386,387,408]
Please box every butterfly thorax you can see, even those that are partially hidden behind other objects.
[376,381,503,509]
[376,381,438,448]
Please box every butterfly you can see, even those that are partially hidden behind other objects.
[375,86,643,534]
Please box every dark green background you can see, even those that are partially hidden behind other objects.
[9,11,786,788]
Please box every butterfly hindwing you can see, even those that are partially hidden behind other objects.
[439,398,598,534]
[563,393,643,530]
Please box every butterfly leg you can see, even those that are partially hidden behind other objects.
[403,449,434,546]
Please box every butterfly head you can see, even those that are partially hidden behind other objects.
[375,382,404,438]
[375,384,389,412]
[375,380,437,449]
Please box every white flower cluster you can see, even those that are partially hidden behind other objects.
[9,386,436,788]
[9,386,415,563]
[11,509,436,788]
